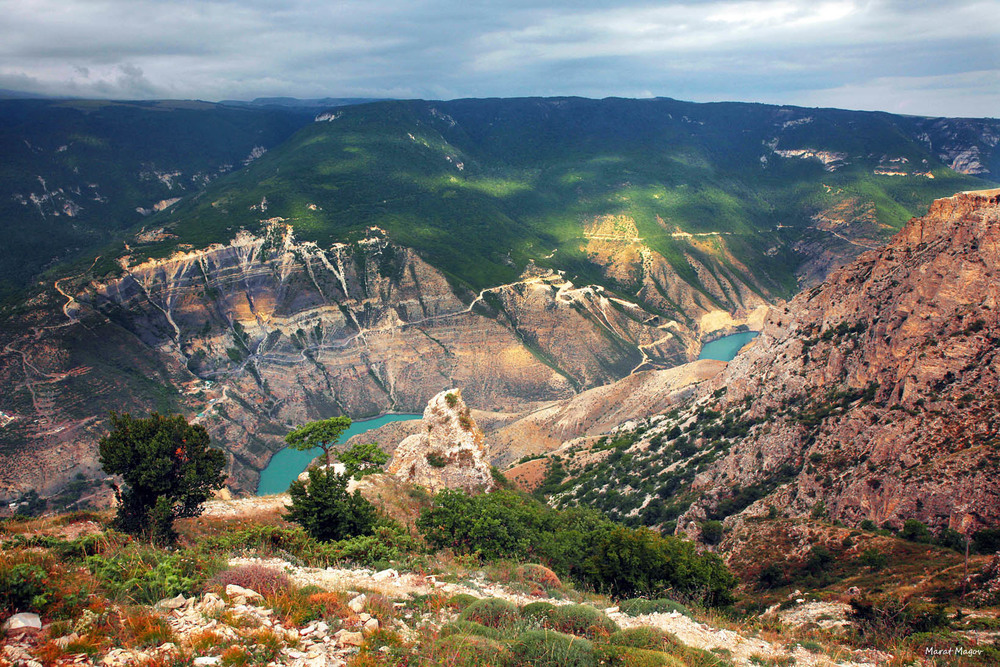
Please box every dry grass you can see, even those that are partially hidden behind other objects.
[174,505,291,544]
[210,563,293,598]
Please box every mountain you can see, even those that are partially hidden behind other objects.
[0,99,312,300]
[1,96,999,504]
[220,97,387,108]
[542,189,1000,537]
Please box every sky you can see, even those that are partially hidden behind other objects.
[0,0,997,118]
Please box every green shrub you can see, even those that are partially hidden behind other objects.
[86,544,223,604]
[899,519,933,544]
[417,490,539,560]
[700,521,724,545]
[285,467,378,542]
[972,528,1000,555]
[934,527,967,552]
[609,626,674,650]
[0,563,50,613]
[448,593,479,610]
[546,604,619,638]
[521,601,557,621]
[439,620,504,640]
[757,563,788,590]
[849,596,949,641]
[581,527,736,605]
[459,598,521,630]
[433,634,512,667]
[595,644,682,667]
[859,548,888,572]
[511,630,595,667]
[618,599,693,618]
[416,489,737,607]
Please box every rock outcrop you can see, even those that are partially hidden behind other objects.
[386,389,494,493]
[679,188,1000,532]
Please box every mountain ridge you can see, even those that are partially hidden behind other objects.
[532,188,1000,537]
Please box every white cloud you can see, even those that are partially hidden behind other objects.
[0,0,996,116]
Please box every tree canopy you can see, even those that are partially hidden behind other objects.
[98,412,226,543]
[338,441,389,479]
[285,415,352,467]
[285,466,378,542]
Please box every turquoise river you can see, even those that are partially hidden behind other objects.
[258,332,758,494]
[256,413,421,496]
[697,331,760,362]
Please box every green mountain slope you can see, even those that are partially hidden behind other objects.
[0,99,312,299]
[129,97,995,308]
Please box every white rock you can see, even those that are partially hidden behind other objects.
[1,612,42,632]
[156,594,188,610]
[363,617,380,635]
[226,584,263,602]
[372,568,399,581]
[340,631,365,646]
[194,657,220,666]
[348,594,367,613]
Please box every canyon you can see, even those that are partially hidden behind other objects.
[0,220,763,500]
[528,189,1000,536]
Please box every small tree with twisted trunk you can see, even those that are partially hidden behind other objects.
[285,416,352,469]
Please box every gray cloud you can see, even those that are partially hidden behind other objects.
[0,0,996,116]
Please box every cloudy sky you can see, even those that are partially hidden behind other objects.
[1,0,997,117]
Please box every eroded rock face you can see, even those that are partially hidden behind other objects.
[680,189,1000,533]
[386,389,494,494]
[0,220,767,501]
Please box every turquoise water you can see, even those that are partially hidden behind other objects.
[256,414,421,496]
[698,332,760,362]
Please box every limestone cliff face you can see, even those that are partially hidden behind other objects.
[680,189,1000,533]
[386,389,494,493]
[1,222,721,499]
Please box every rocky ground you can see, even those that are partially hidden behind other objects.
[2,545,895,667]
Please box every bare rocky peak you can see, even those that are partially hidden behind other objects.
[680,188,1000,534]
[385,389,495,494]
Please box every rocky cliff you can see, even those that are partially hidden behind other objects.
[682,188,1000,533]
[539,189,1000,536]
[1,220,746,500]
[385,389,494,493]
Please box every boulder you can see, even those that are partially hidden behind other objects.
[2,612,42,632]
[386,389,495,493]
[340,631,365,646]
[225,584,262,604]
[348,594,367,613]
